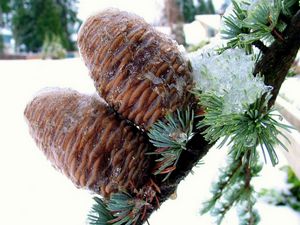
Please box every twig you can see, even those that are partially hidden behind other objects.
[244,151,252,190]
[271,28,285,42]
[244,151,255,225]
[253,40,268,54]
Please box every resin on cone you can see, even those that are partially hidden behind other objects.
[24,88,151,197]
[78,9,193,130]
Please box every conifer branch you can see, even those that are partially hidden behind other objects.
[88,192,150,225]
[196,78,291,224]
[254,9,300,107]
[148,107,195,181]
[202,149,262,225]
[201,153,244,215]
[88,197,113,225]
[121,3,300,225]
[242,151,259,225]
[196,92,291,166]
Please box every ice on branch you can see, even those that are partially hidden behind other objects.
[188,48,270,114]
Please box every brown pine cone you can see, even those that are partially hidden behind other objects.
[24,88,151,198]
[78,9,193,130]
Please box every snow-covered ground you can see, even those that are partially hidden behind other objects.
[0,58,299,225]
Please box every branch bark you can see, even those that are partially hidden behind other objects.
[140,9,300,225]
[254,10,300,107]
[140,132,212,224]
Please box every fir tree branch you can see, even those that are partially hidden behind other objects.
[202,149,262,225]
[244,151,252,190]
[243,151,256,225]
[239,150,261,225]
[196,92,291,166]
[135,7,300,225]
[88,192,150,225]
[88,197,113,225]
[148,107,195,181]
[138,129,212,224]
[201,153,244,215]
[254,9,300,107]
[238,196,260,225]
[281,0,299,18]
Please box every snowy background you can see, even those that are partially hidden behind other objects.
[0,58,300,225]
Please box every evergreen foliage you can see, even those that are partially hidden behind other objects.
[221,0,300,52]
[189,1,299,224]
[0,0,11,24]
[55,0,80,50]
[11,0,79,52]
[196,92,292,166]
[41,35,67,59]
[221,1,251,52]
[201,152,262,225]
[107,192,147,225]
[89,197,113,225]
[88,193,148,225]
[0,0,10,14]
[148,107,194,180]
[176,0,197,23]
[193,68,292,224]
[0,0,10,53]
[176,0,216,23]
[281,0,299,16]
[197,0,215,15]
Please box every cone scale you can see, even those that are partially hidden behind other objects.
[24,88,151,197]
[78,9,193,130]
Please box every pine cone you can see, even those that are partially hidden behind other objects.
[78,9,193,130]
[24,88,151,198]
